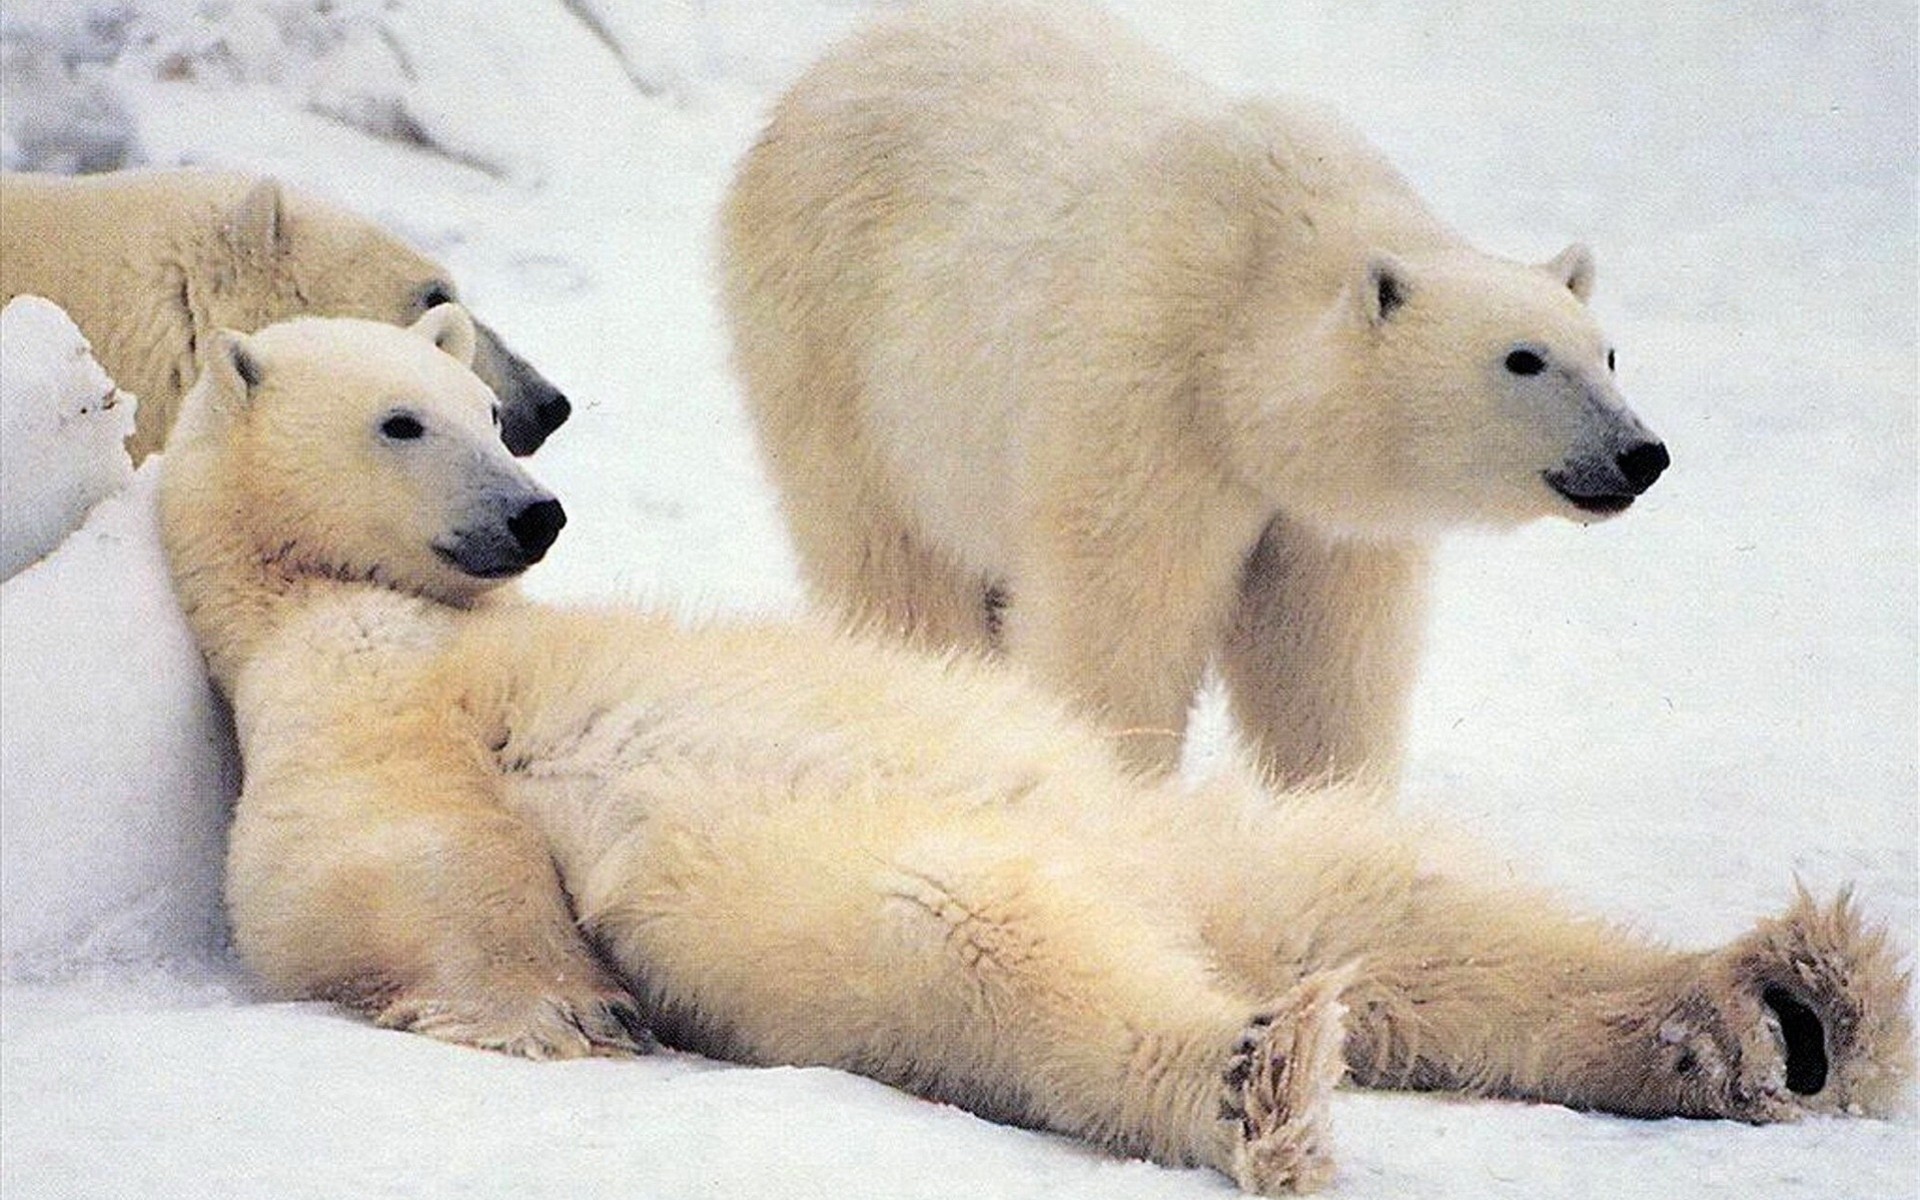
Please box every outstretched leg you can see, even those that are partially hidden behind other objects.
[1174,786,1913,1120]
[575,784,1348,1194]
[1334,884,1912,1121]
[1219,514,1429,790]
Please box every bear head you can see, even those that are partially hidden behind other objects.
[1229,243,1668,538]
[220,178,572,456]
[184,304,565,605]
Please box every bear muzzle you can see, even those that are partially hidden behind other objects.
[473,321,572,456]
[434,495,568,579]
[1544,436,1670,516]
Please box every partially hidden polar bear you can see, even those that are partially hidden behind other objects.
[159,312,1905,1195]
[0,168,571,462]
[720,1,1670,784]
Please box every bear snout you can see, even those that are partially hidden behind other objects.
[535,391,573,437]
[508,497,567,562]
[495,380,571,457]
[434,495,567,579]
[474,323,571,456]
[1544,436,1669,517]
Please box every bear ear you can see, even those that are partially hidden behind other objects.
[229,178,290,263]
[410,302,477,368]
[1356,252,1413,327]
[1541,242,1596,303]
[205,329,263,403]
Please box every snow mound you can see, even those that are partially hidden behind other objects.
[0,459,240,979]
[0,295,138,581]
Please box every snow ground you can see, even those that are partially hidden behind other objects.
[1,2,1914,1197]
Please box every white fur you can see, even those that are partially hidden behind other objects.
[720,1,1665,783]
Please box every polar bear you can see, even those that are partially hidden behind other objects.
[720,1,1670,784]
[0,168,571,462]
[159,313,1905,1194]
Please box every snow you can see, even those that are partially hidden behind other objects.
[0,296,137,580]
[0,1,1914,1197]
[0,459,240,979]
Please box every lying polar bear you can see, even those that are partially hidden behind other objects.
[159,311,1910,1196]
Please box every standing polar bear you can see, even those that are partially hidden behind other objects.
[721,1,1669,783]
[160,312,1906,1196]
[1,168,571,461]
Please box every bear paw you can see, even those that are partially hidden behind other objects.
[1663,888,1912,1122]
[373,976,656,1061]
[1220,964,1354,1196]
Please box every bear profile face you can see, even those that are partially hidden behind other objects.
[211,306,566,604]
[223,180,573,456]
[1322,246,1667,535]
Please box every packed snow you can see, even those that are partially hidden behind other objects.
[0,295,136,580]
[1,2,1914,1198]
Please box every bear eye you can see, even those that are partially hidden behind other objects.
[1505,349,1546,376]
[1607,349,1617,373]
[417,282,457,311]
[380,412,426,441]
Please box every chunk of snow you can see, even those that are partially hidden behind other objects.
[0,295,137,581]
[0,460,240,978]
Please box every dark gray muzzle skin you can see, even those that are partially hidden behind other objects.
[471,321,572,456]
[1544,383,1669,516]
[436,488,568,579]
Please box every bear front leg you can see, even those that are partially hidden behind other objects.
[1007,479,1264,776]
[1219,514,1430,790]
[227,763,652,1060]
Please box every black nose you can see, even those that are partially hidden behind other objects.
[1616,439,1670,493]
[537,392,571,435]
[507,498,567,561]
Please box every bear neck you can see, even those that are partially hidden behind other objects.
[159,442,424,698]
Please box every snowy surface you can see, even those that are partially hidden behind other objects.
[1,2,1914,1197]
[0,295,136,580]
[0,460,239,978]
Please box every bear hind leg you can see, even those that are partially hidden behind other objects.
[800,502,997,654]
[871,849,1350,1193]
[1223,966,1354,1195]
[1641,888,1913,1121]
